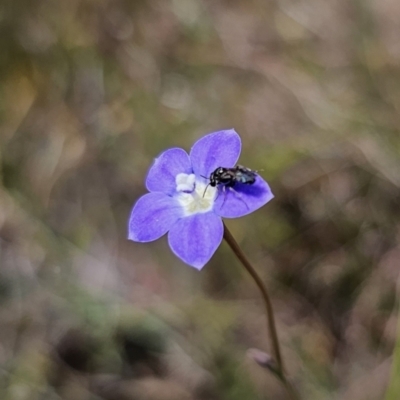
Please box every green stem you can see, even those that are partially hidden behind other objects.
[223,222,300,399]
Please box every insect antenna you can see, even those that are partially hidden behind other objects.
[203,182,211,197]
[200,174,210,197]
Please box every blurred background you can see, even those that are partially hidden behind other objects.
[1,0,400,399]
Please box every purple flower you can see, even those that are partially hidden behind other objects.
[128,129,274,270]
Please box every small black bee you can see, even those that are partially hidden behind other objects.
[202,165,258,198]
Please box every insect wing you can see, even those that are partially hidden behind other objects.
[235,166,257,184]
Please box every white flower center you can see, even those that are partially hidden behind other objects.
[175,173,217,216]
[175,173,196,192]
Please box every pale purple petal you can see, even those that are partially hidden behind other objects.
[168,213,223,270]
[128,192,183,242]
[190,129,241,178]
[146,148,192,195]
[213,176,274,218]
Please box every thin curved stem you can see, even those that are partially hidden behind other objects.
[223,222,300,399]
[223,223,282,370]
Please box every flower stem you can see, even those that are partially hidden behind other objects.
[223,222,300,399]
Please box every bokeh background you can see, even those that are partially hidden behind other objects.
[1,0,400,399]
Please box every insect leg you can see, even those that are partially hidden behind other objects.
[220,185,228,209]
[227,187,249,210]
[217,185,249,211]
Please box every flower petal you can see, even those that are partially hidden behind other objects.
[168,213,223,270]
[128,192,183,242]
[146,148,192,195]
[213,176,274,218]
[190,129,241,178]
